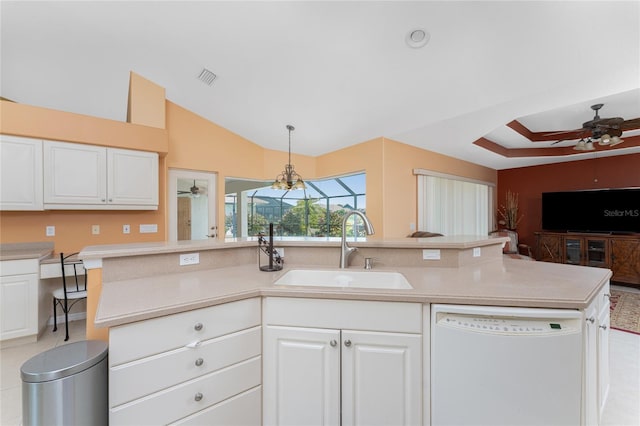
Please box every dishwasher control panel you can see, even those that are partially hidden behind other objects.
[438,313,579,335]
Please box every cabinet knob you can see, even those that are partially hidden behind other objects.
[101,199,106,202]
[194,323,203,331]
[586,317,595,324]
[344,339,352,347]
[329,340,337,347]
[599,324,608,330]
[195,358,204,367]
[194,392,203,402]
[604,293,611,299]
[108,198,113,202]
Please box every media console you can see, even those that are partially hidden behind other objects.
[535,231,640,287]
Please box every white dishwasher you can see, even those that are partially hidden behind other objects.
[431,304,583,426]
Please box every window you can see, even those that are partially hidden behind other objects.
[225,172,366,238]
[416,170,494,236]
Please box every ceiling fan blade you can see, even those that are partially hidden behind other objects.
[621,117,640,131]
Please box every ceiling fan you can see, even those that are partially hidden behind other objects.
[178,180,206,197]
[547,103,640,149]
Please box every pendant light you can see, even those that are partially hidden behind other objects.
[271,125,306,190]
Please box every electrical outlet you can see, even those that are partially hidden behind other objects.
[140,224,158,233]
[46,226,55,237]
[423,249,441,260]
[179,253,200,266]
[275,247,284,258]
[123,224,131,234]
[92,225,100,235]
[473,247,481,257]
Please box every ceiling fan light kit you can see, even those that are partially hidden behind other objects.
[271,124,306,191]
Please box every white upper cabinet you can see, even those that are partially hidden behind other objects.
[0,135,43,211]
[108,148,158,206]
[44,141,158,210]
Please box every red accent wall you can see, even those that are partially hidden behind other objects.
[497,153,640,251]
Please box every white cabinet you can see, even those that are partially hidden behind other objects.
[108,298,261,426]
[0,259,39,341]
[0,135,43,210]
[43,141,158,210]
[263,297,422,426]
[583,282,611,426]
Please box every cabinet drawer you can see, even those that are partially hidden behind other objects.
[110,298,260,366]
[1,259,39,276]
[110,326,261,406]
[110,356,261,426]
[171,386,261,425]
[263,297,422,333]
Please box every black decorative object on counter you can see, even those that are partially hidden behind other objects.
[258,223,283,272]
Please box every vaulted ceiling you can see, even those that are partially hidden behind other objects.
[1,1,639,170]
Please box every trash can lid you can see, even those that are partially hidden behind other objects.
[21,340,108,383]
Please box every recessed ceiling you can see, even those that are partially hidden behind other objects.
[1,1,638,170]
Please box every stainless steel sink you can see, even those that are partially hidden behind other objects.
[273,269,412,289]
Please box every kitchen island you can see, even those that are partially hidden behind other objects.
[83,235,611,426]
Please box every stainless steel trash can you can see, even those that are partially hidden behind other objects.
[21,340,108,426]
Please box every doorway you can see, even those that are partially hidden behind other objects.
[168,169,217,241]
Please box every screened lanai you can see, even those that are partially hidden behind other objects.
[225,172,366,238]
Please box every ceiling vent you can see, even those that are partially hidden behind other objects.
[197,68,217,86]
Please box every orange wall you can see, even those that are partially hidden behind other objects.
[497,153,640,249]
[382,138,497,237]
[127,71,166,129]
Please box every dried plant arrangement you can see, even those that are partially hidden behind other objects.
[498,190,522,230]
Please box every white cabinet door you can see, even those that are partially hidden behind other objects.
[584,302,598,426]
[263,326,341,426]
[342,330,422,426]
[0,135,43,210]
[598,302,610,420]
[0,272,38,341]
[44,141,107,205]
[108,148,158,206]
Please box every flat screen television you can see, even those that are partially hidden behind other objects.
[541,188,640,233]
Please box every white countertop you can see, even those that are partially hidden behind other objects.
[95,258,611,328]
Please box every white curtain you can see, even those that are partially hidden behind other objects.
[417,172,494,236]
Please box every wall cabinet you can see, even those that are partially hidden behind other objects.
[108,298,261,425]
[0,259,39,341]
[263,297,422,426]
[43,141,158,210]
[0,135,43,211]
[536,232,640,286]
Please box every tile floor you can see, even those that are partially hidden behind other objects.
[1,287,639,426]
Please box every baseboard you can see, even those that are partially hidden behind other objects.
[47,311,87,326]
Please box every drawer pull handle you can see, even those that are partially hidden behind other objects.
[344,339,352,347]
[185,340,201,349]
[195,358,204,367]
[194,323,203,331]
[604,293,611,299]
[330,340,337,347]
[599,324,608,330]
[194,392,203,402]
[586,317,595,324]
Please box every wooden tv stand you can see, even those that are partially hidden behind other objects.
[535,231,640,287]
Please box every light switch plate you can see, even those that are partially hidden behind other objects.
[91,225,100,235]
[140,224,158,233]
[123,224,131,234]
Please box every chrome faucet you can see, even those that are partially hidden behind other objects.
[340,210,375,268]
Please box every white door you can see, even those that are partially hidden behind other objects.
[0,273,38,340]
[341,330,422,426]
[263,325,341,426]
[0,135,43,210]
[44,141,107,204]
[168,169,217,241]
[108,148,158,205]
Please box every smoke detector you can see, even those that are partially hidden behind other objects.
[406,28,430,48]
